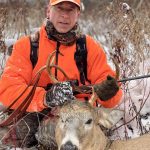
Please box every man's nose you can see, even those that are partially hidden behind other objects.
[60,141,78,150]
[61,12,69,18]
[60,9,70,18]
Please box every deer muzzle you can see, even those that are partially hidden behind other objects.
[60,141,78,150]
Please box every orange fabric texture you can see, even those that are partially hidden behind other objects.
[0,26,122,112]
[50,0,81,7]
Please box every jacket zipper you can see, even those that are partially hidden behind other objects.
[55,42,60,79]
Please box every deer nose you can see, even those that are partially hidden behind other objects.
[60,141,78,150]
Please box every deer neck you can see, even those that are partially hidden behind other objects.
[82,125,108,150]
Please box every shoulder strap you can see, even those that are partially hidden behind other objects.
[29,31,39,68]
[74,35,90,85]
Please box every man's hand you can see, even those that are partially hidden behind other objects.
[45,81,75,107]
[93,75,119,101]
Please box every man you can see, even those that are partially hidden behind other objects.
[0,0,122,148]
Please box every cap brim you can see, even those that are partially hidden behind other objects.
[51,0,80,8]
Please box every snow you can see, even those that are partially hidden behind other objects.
[4,39,16,48]
[109,60,150,140]
[0,39,15,75]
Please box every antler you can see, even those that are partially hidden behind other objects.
[46,51,70,83]
[88,88,98,106]
[46,51,58,83]
[111,57,120,80]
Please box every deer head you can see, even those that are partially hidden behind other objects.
[55,100,123,150]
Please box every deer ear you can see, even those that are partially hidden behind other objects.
[96,107,124,129]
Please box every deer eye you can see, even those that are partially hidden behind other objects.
[60,117,65,123]
[85,119,93,124]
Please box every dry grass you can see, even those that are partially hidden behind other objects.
[0,0,47,75]
[0,8,7,53]
[0,0,46,38]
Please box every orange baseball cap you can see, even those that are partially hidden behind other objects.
[50,0,81,8]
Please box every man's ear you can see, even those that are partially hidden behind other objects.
[78,9,80,16]
[95,107,124,129]
[46,4,51,18]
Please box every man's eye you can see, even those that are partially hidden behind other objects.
[56,7,61,11]
[60,117,65,123]
[68,9,74,12]
[85,119,93,124]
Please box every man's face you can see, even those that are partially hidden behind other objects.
[47,2,80,33]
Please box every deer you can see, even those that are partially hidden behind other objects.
[36,54,150,150]
[36,97,150,150]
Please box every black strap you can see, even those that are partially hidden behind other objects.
[74,35,90,85]
[55,42,61,78]
[30,37,39,68]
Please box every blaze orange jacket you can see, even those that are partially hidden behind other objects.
[0,26,122,112]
